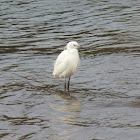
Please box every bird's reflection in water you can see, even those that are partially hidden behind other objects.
[52,89,82,115]
[53,89,77,100]
[50,89,82,139]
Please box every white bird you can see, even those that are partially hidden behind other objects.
[53,41,80,91]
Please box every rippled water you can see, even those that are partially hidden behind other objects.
[0,0,140,139]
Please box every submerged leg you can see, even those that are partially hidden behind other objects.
[67,77,71,92]
[64,78,67,91]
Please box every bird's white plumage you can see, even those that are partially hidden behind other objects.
[53,41,80,78]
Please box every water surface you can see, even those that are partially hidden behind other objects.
[0,0,140,140]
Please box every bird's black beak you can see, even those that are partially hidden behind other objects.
[77,45,80,49]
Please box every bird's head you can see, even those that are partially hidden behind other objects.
[66,41,80,50]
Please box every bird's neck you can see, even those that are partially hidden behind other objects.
[67,48,78,54]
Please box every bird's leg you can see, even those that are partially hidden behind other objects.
[67,77,71,92]
[64,78,67,91]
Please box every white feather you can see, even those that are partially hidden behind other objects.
[53,41,80,78]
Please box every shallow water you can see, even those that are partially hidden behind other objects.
[0,0,140,140]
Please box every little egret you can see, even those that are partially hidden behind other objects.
[53,41,80,91]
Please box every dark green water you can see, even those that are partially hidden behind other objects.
[0,0,140,139]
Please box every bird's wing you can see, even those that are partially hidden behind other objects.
[54,50,68,67]
[53,50,69,77]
